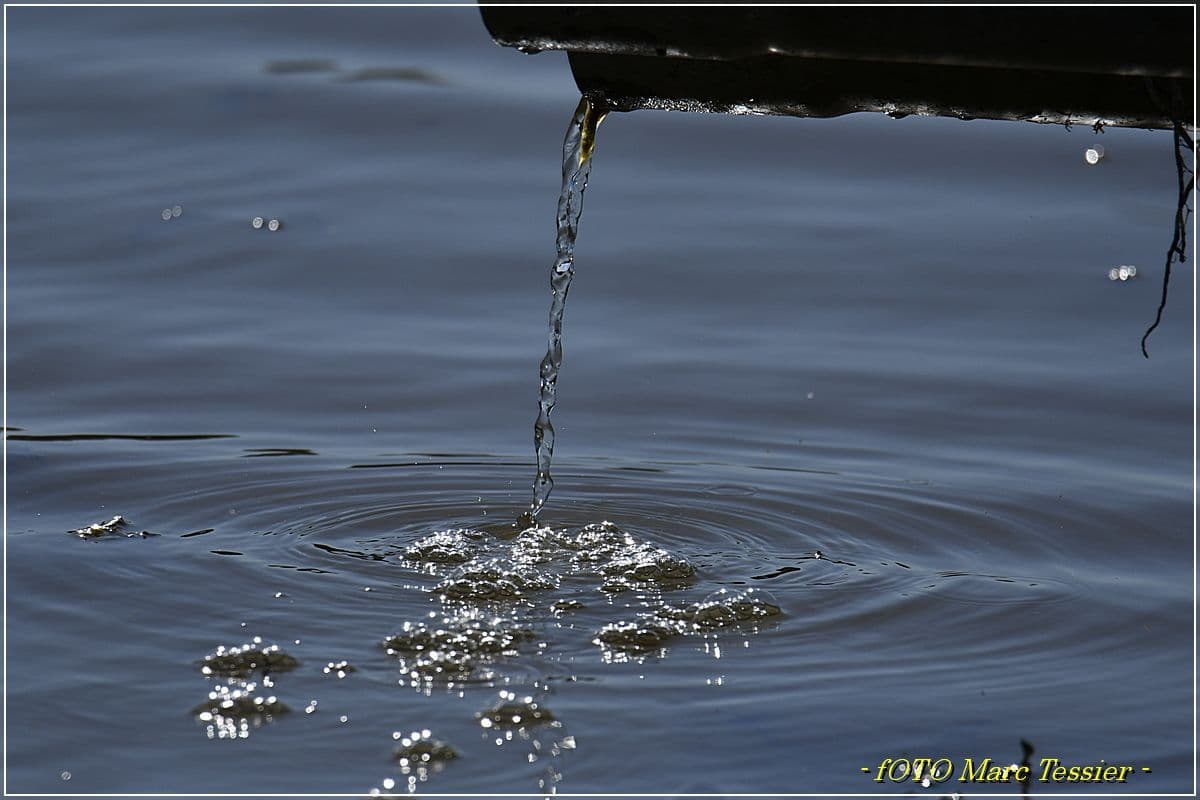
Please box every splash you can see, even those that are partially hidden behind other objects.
[521,96,608,527]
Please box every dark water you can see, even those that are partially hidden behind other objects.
[6,7,1194,796]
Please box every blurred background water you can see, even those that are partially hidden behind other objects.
[5,6,1194,796]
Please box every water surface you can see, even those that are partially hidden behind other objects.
[5,7,1194,796]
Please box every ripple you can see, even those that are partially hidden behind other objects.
[127,456,1096,789]
[917,570,1081,607]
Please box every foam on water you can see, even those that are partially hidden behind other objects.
[192,681,289,741]
[69,515,157,539]
[383,613,534,687]
[595,588,781,660]
[402,528,487,566]
[199,640,299,678]
[393,730,458,772]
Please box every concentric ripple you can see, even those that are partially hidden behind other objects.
[124,454,1095,792]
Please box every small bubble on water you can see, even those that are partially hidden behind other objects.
[1085,144,1106,164]
[61,771,71,781]
[267,218,282,232]
[382,778,395,790]
[806,391,815,399]
[339,714,348,723]
[171,204,182,218]
[161,208,172,221]
[251,216,264,229]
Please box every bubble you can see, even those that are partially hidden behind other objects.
[394,732,457,780]
[251,216,264,230]
[1084,144,1105,165]
[161,208,173,221]
[436,557,558,602]
[322,660,356,679]
[199,641,299,678]
[595,588,782,660]
[191,679,289,739]
[171,204,183,218]
[60,771,71,781]
[403,529,487,566]
[267,218,282,232]
[476,695,557,729]
[382,614,533,686]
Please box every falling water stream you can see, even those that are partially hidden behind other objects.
[521,96,608,527]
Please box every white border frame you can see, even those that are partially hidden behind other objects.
[2,2,1196,798]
